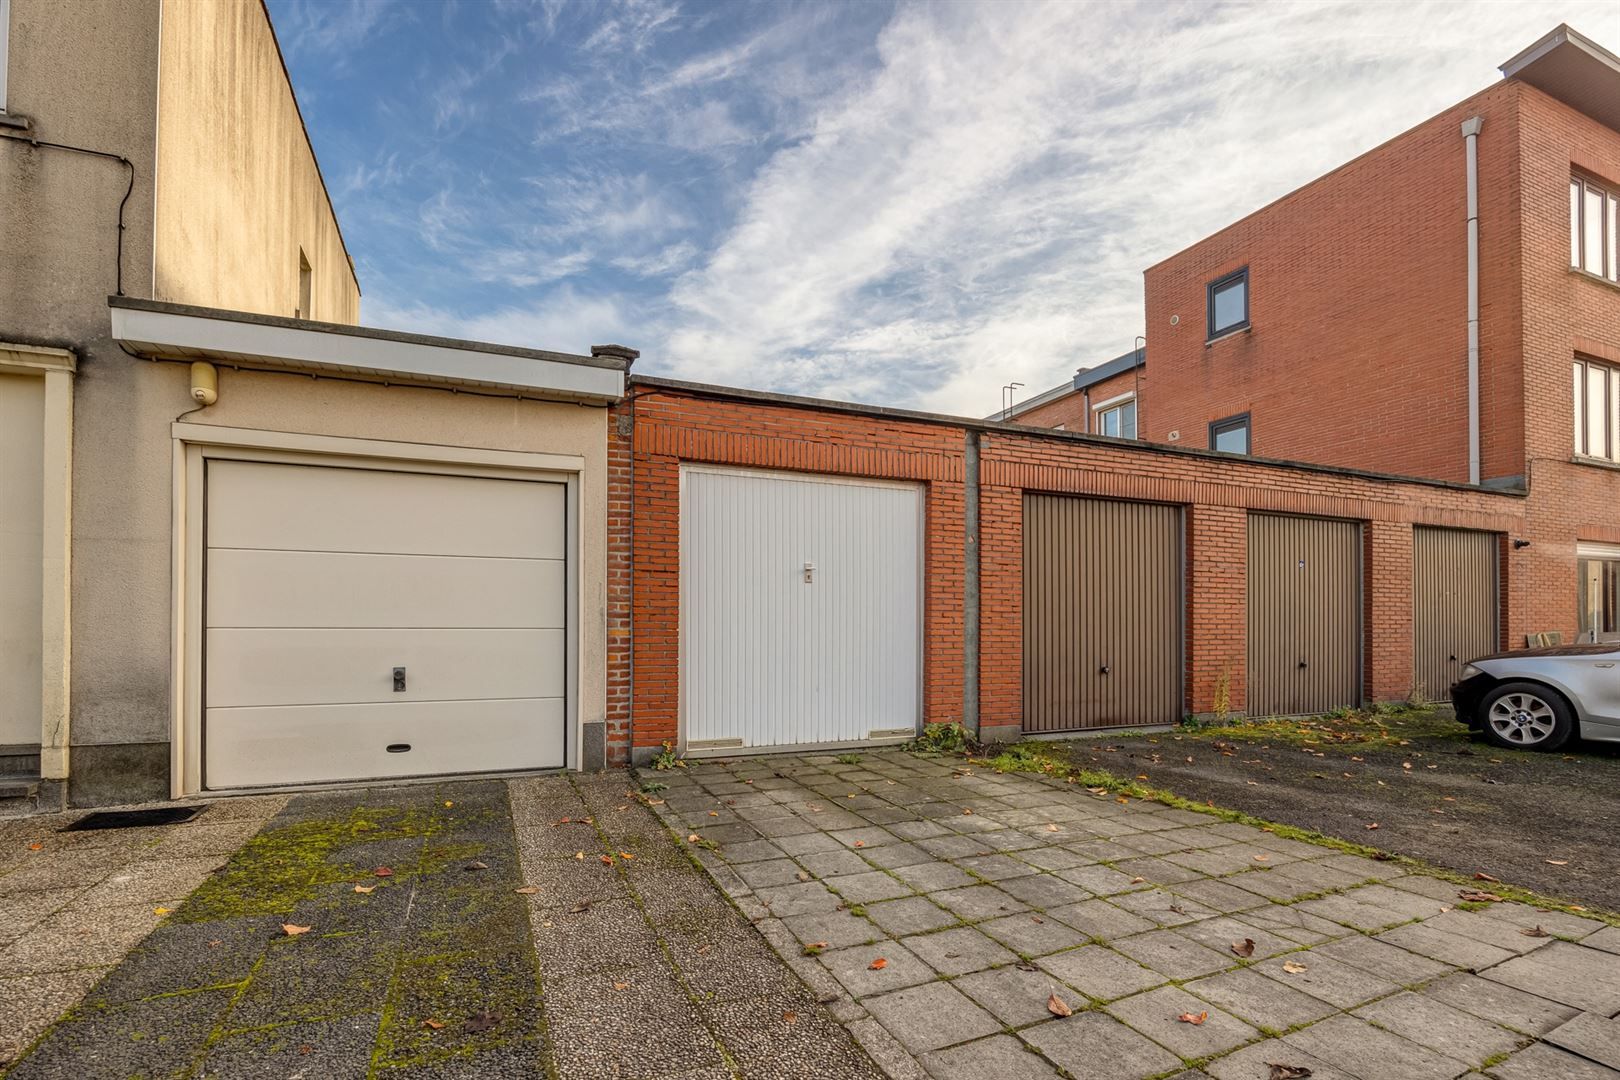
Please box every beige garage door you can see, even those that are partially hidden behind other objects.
[1413,527,1498,701]
[204,460,567,789]
[1023,495,1183,732]
[1247,514,1361,717]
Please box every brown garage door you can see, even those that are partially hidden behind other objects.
[1413,527,1498,702]
[1023,495,1182,732]
[1247,514,1361,716]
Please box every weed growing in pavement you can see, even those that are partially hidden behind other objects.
[651,741,685,770]
[909,722,974,756]
[834,753,863,766]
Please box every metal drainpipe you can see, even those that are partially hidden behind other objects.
[1462,116,1484,485]
[1082,390,1090,433]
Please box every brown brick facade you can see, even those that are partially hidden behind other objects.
[608,379,1522,763]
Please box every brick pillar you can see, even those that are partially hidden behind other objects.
[1364,520,1414,703]
[977,486,1023,740]
[1186,505,1246,719]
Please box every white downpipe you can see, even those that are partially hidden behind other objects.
[1462,116,1484,485]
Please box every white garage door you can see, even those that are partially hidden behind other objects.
[682,467,921,751]
[204,460,567,789]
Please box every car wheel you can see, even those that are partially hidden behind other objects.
[1479,682,1574,751]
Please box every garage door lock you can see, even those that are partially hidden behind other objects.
[393,666,407,692]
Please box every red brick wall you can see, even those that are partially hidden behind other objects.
[1508,86,1620,643]
[1011,390,1085,430]
[607,385,968,760]
[609,382,1524,762]
[1142,82,1524,483]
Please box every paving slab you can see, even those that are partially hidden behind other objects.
[919,1033,1061,1080]
[1019,1012,1182,1080]
[1105,984,1259,1058]
[1037,944,1167,1003]
[1488,1041,1620,1079]
[863,980,1001,1054]
[1546,1011,1620,1071]
[1484,941,1620,1014]
[1282,1013,1470,1080]
[1352,990,1523,1069]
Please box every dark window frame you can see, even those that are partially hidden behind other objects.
[1206,267,1250,340]
[1209,412,1251,455]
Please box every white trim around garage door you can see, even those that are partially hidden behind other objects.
[169,423,584,797]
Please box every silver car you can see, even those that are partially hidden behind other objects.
[1451,644,1620,750]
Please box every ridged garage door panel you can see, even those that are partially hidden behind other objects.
[1023,495,1182,732]
[682,468,922,749]
[204,460,567,789]
[1413,527,1498,701]
[1247,514,1361,717]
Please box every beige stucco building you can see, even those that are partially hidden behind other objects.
[2,0,625,808]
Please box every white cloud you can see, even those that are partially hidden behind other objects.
[363,287,634,356]
[659,0,1620,417]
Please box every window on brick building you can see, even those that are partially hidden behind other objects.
[1209,413,1250,454]
[1093,395,1136,439]
[1207,268,1249,338]
[1570,176,1620,283]
[1578,543,1620,643]
[1573,357,1620,463]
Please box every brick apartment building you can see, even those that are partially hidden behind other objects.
[1018,24,1620,649]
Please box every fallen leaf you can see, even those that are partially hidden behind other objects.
[796,871,811,882]
[1016,961,1038,972]
[444,801,454,808]
[1365,823,1380,831]
[619,852,634,860]
[1546,859,1569,866]
[782,1010,798,1023]
[1252,854,1270,862]
[962,808,974,816]
[1130,876,1146,885]
[1266,1064,1314,1080]
[465,861,489,871]
[1116,796,1130,804]
[1231,938,1256,958]
[1177,1010,1209,1026]
[1046,824,1060,832]
[868,957,888,970]
[569,901,592,914]
[612,981,630,990]
[374,866,395,877]
[574,851,585,860]
[853,840,865,848]
[1047,992,1074,1018]
[354,884,376,894]
[281,923,312,937]
[515,886,540,895]
[1521,925,1551,938]
[1473,872,1499,883]
[27,842,43,851]
[1458,890,1504,903]
[463,1012,501,1034]
[153,907,172,916]
[421,1019,445,1031]
[600,855,614,865]
[688,834,701,843]
[1281,960,1308,974]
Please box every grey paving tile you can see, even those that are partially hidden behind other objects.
[819,940,936,999]
[1282,1013,1467,1080]
[995,873,1093,910]
[955,964,1074,1027]
[1054,863,1147,896]
[827,871,914,904]
[1422,971,1581,1037]
[1045,899,1157,940]
[919,1033,1060,1080]
[1376,921,1517,971]
[1172,916,1297,962]
[797,850,874,878]
[781,910,880,950]
[1310,933,1454,986]
[867,896,958,936]
[1185,966,1336,1031]
[861,843,938,870]
[1107,984,1258,1059]
[0,966,108,1065]
[736,858,812,889]
[902,926,1016,977]
[1484,942,1620,1014]
[931,884,1028,921]
[891,861,977,893]
[979,912,1088,958]
[864,981,1001,1054]
[6,986,236,1080]
[1252,951,1400,1010]
[1488,1042,1620,1080]
[755,881,844,917]
[199,1014,383,1080]
[1111,888,1219,928]
[1583,926,1620,954]
[1113,928,1236,980]
[1038,944,1166,1003]
[1546,1011,1620,1071]
[1019,1012,1182,1080]
[1352,990,1521,1069]
[1204,1038,1357,1080]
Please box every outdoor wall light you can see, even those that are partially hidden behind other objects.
[1513,539,1532,549]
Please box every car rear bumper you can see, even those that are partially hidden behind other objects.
[1450,672,1494,728]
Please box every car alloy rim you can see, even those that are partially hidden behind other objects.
[1486,692,1557,744]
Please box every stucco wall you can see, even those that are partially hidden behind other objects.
[153,0,360,323]
[67,358,610,802]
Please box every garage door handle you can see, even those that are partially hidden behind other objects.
[1298,660,1308,669]
[1099,665,1111,675]
[393,666,407,692]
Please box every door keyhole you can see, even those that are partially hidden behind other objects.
[393,666,407,692]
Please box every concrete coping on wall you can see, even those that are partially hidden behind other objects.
[108,296,628,403]
[629,374,1530,501]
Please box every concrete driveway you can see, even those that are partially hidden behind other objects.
[650,749,1620,1080]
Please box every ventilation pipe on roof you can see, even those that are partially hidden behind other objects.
[1462,116,1484,485]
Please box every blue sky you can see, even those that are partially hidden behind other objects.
[269,0,1620,416]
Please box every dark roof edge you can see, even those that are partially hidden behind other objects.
[990,380,1076,420]
[1501,23,1620,79]
[628,374,1526,500]
[108,295,629,371]
[1073,347,1144,391]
